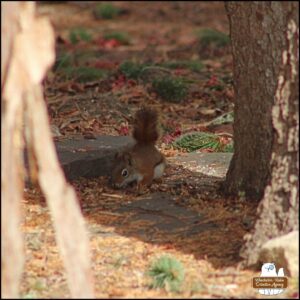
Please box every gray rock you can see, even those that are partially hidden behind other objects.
[258,231,299,277]
[52,136,232,182]
[115,193,218,237]
[169,152,233,178]
[55,135,133,181]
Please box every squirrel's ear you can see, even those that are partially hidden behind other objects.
[123,152,133,166]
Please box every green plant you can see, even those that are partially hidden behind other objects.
[197,28,230,47]
[160,60,204,72]
[62,66,106,82]
[119,61,149,79]
[53,52,73,71]
[223,142,234,153]
[94,3,121,19]
[152,76,188,102]
[173,131,233,152]
[69,28,92,45]
[147,255,185,292]
[103,31,130,44]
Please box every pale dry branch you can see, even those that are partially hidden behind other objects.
[1,2,94,298]
[25,85,95,298]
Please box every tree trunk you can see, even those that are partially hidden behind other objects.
[224,2,292,200]
[225,2,299,265]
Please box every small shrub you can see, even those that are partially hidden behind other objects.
[103,31,130,44]
[160,60,204,72]
[147,255,185,292]
[197,28,230,47]
[119,61,149,79]
[94,3,120,19]
[62,66,106,82]
[182,60,204,72]
[173,131,233,152]
[223,142,234,153]
[152,76,188,103]
[69,28,92,45]
[53,52,73,71]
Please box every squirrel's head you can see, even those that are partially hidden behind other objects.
[110,151,142,189]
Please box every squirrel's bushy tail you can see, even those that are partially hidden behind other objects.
[133,107,159,144]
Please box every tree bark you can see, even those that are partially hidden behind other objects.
[225,1,299,265]
[224,2,291,200]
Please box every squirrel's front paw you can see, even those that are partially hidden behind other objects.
[136,183,150,196]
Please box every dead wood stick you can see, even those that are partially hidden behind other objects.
[2,2,26,297]
[2,2,95,297]
[26,85,95,298]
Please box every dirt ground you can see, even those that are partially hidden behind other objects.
[20,2,298,298]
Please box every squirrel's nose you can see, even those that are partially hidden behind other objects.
[109,178,120,189]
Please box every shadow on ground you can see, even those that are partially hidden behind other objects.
[79,164,256,269]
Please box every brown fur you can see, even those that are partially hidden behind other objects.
[111,107,165,189]
[132,107,159,145]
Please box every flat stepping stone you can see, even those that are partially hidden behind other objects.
[169,152,233,178]
[52,137,226,239]
[53,136,232,181]
[114,193,218,238]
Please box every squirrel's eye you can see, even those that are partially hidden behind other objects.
[121,169,128,177]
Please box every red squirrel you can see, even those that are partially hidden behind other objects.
[111,107,166,189]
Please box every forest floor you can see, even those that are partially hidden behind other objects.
[21,2,298,298]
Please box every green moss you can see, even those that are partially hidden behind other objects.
[62,66,107,82]
[147,255,185,292]
[103,31,130,44]
[119,61,149,79]
[223,142,234,153]
[69,28,92,45]
[53,52,73,71]
[197,28,230,47]
[152,76,188,103]
[94,3,121,19]
[160,60,204,72]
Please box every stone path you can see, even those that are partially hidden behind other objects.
[113,193,218,240]
[55,136,232,238]
[55,135,232,180]
[169,152,233,178]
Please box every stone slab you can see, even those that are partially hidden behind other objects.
[55,135,133,181]
[115,193,218,236]
[169,152,233,178]
[53,136,232,181]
